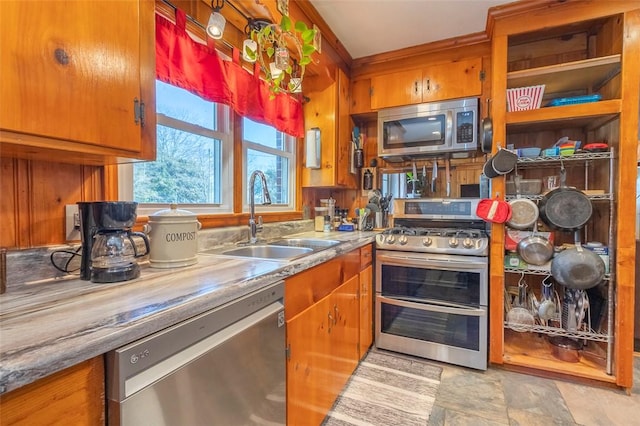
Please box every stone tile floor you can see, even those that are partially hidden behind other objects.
[427,354,640,426]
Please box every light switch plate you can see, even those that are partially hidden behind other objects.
[65,204,80,241]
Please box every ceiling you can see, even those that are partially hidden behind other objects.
[308,0,512,59]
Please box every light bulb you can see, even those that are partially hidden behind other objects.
[206,11,226,39]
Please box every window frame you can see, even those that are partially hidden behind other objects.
[242,121,297,213]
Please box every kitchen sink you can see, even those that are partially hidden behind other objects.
[268,238,340,250]
[200,238,341,261]
[220,245,313,260]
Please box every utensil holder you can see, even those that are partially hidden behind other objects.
[353,148,364,168]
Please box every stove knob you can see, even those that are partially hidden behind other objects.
[422,237,433,247]
[385,235,396,244]
[448,237,459,248]
[463,238,474,249]
[398,235,408,245]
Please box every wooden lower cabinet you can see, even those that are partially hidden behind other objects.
[0,356,105,425]
[287,275,360,425]
[286,245,373,425]
[359,264,374,358]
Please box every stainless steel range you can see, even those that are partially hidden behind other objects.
[375,198,489,370]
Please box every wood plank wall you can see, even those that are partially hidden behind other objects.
[0,158,104,249]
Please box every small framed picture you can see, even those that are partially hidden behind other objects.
[313,24,322,54]
[277,0,289,16]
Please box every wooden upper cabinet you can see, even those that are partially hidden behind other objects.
[422,57,482,102]
[370,57,482,109]
[0,0,156,165]
[349,78,373,116]
[302,67,358,188]
[370,69,423,109]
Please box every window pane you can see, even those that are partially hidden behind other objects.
[156,80,216,130]
[134,125,221,204]
[243,117,286,150]
[247,149,289,204]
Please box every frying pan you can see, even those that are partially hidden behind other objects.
[517,222,553,265]
[538,167,592,231]
[550,231,605,290]
[481,98,493,153]
[507,175,539,230]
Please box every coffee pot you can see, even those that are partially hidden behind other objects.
[77,201,149,283]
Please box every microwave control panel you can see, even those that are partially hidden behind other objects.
[456,110,475,144]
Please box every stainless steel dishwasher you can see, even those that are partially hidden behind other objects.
[106,281,286,425]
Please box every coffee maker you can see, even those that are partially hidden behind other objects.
[78,201,149,283]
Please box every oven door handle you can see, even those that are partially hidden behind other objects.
[377,295,486,317]
[377,253,487,270]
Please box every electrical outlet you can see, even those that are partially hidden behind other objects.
[65,204,81,241]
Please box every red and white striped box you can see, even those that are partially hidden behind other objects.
[507,85,545,111]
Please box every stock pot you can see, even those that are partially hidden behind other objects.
[144,204,201,268]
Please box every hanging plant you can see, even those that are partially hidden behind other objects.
[246,15,317,96]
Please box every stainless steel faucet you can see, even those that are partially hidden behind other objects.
[249,170,272,244]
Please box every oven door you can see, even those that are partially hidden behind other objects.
[375,295,487,370]
[375,251,488,307]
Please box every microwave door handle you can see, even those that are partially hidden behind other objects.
[377,295,486,317]
[445,110,453,145]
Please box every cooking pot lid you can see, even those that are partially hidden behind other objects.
[150,203,197,218]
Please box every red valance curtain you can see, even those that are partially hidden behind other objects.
[155,10,305,137]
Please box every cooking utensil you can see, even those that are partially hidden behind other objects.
[432,160,438,193]
[506,275,535,332]
[538,166,593,231]
[516,221,553,265]
[445,157,451,197]
[538,276,556,323]
[481,98,493,153]
[507,174,539,230]
[551,231,605,290]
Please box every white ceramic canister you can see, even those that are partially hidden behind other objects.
[143,204,201,268]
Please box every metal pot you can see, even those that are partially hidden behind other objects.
[550,231,605,290]
[144,204,201,269]
[538,168,592,231]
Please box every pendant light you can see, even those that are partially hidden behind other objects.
[206,0,226,40]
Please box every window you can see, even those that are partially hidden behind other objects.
[120,81,233,215]
[120,80,296,215]
[243,118,296,211]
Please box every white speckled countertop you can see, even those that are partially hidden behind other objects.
[0,231,375,394]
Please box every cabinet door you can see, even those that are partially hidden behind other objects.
[359,265,373,358]
[0,357,104,425]
[286,296,333,426]
[350,78,372,115]
[302,68,357,188]
[0,0,152,160]
[422,57,482,102]
[329,274,360,397]
[371,69,423,109]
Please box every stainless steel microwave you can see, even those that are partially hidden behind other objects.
[378,97,478,159]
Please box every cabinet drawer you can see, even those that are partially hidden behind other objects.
[360,244,373,268]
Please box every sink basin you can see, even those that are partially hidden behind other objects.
[220,245,313,260]
[268,238,340,250]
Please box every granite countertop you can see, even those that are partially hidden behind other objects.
[0,231,375,395]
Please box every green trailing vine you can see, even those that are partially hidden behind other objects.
[246,15,317,95]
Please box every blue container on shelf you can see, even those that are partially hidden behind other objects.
[547,94,602,107]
